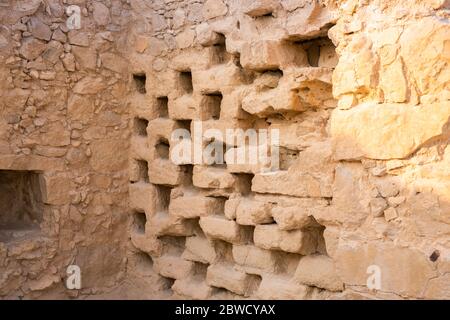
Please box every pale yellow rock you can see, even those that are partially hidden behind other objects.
[153,256,194,280]
[241,40,308,71]
[235,199,273,225]
[331,102,450,160]
[183,235,217,264]
[232,244,279,272]
[199,216,249,243]
[172,278,213,300]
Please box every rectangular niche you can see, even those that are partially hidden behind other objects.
[0,170,44,242]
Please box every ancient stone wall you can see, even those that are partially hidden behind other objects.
[0,0,133,298]
[1,0,449,299]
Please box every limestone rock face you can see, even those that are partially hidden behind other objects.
[1,0,450,301]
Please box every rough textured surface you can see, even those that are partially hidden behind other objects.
[0,0,449,300]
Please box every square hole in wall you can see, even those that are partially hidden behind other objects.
[133,73,147,94]
[179,71,193,94]
[0,170,44,242]
[156,96,169,118]
[133,117,149,136]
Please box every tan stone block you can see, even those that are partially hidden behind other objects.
[241,75,303,116]
[39,174,73,205]
[129,182,156,213]
[172,278,213,300]
[241,40,308,71]
[195,119,254,146]
[384,207,398,222]
[168,94,197,120]
[219,88,250,120]
[0,155,64,171]
[130,233,162,256]
[326,163,373,227]
[331,102,450,160]
[171,47,218,73]
[73,76,106,95]
[100,52,127,74]
[67,94,95,124]
[235,199,273,225]
[193,63,247,93]
[196,23,223,46]
[148,159,187,186]
[332,36,377,98]
[323,227,340,259]
[424,274,450,299]
[254,224,317,254]
[369,198,388,217]
[224,198,240,220]
[193,165,236,189]
[148,118,182,143]
[203,0,228,20]
[318,44,338,68]
[271,205,316,231]
[399,17,450,98]
[175,29,195,49]
[36,121,70,147]
[182,235,217,264]
[252,142,334,197]
[286,2,335,40]
[294,254,344,292]
[90,139,128,173]
[379,58,407,103]
[148,70,178,98]
[148,212,195,237]
[335,241,436,298]
[232,244,279,272]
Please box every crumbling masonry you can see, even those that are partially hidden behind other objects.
[0,0,450,299]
